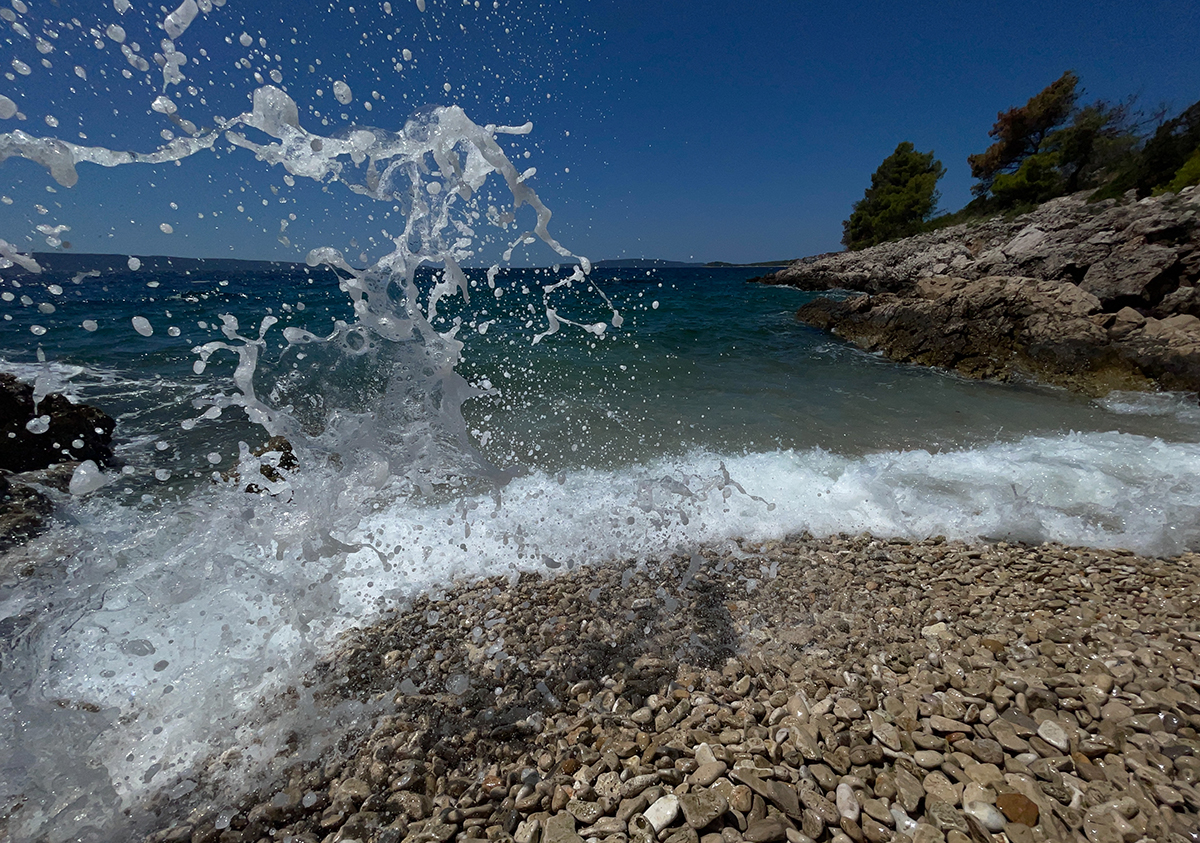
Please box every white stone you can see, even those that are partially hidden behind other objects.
[1037,719,1070,752]
[921,622,950,640]
[1003,226,1049,258]
[835,783,859,822]
[890,806,917,836]
[833,698,863,721]
[694,743,718,766]
[963,800,1006,833]
[643,794,679,833]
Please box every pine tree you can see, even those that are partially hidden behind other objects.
[842,142,945,250]
[968,71,1079,197]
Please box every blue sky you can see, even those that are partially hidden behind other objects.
[1,0,1198,265]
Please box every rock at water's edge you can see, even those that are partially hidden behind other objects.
[1,373,116,549]
[0,373,116,473]
[0,472,54,551]
[760,188,1200,396]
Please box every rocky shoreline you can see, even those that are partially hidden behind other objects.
[754,189,1200,397]
[144,533,1200,843]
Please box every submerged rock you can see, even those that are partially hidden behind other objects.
[219,436,300,494]
[758,187,1200,396]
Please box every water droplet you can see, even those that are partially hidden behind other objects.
[25,415,50,434]
[70,460,110,495]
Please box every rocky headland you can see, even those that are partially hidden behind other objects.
[755,188,1200,397]
[142,533,1200,843]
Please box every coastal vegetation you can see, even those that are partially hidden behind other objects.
[843,73,1200,250]
[841,142,945,250]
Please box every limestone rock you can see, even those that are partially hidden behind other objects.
[680,790,728,829]
[543,812,583,843]
[758,189,1200,397]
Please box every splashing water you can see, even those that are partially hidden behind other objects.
[0,4,637,840]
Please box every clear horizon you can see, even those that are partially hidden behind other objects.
[1,0,1197,266]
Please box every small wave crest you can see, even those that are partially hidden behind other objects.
[1095,389,1200,426]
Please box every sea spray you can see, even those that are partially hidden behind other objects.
[0,4,630,838]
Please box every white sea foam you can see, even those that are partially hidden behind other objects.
[1095,389,1200,424]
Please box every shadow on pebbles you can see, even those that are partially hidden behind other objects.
[146,533,1200,843]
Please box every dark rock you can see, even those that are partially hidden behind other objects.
[0,473,54,550]
[0,373,115,473]
[223,436,300,494]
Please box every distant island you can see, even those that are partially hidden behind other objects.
[12,251,307,276]
[7,252,795,275]
[593,258,795,269]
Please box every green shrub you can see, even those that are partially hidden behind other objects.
[1164,145,1200,193]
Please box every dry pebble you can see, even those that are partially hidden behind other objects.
[143,533,1200,843]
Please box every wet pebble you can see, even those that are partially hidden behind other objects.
[140,534,1200,843]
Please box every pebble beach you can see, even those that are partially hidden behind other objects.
[145,533,1200,843]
